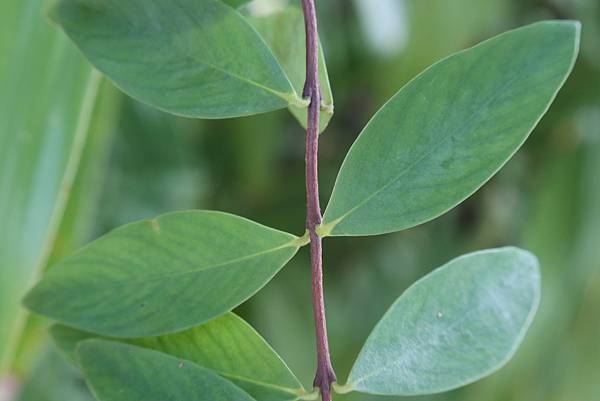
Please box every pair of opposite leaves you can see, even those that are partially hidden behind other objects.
[25,0,580,398]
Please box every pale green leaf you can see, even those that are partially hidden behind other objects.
[46,81,122,268]
[49,0,302,119]
[0,0,102,370]
[247,7,334,131]
[8,82,122,378]
[25,211,303,337]
[343,247,540,396]
[77,339,256,401]
[51,313,307,401]
[320,21,580,237]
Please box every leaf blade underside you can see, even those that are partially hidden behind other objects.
[346,247,541,396]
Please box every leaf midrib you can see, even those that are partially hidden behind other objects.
[347,257,533,391]
[181,51,297,103]
[60,1,300,106]
[220,371,304,398]
[349,299,490,389]
[168,1,298,104]
[324,66,528,233]
[57,239,298,289]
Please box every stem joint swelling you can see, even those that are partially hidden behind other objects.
[301,0,336,400]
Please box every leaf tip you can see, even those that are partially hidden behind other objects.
[571,19,582,34]
[554,19,582,34]
[540,19,582,60]
[492,246,541,299]
[505,246,540,277]
[570,20,582,58]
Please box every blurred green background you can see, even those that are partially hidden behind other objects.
[1,0,599,400]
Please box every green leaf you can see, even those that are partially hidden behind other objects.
[76,339,256,401]
[342,247,541,396]
[25,211,303,338]
[16,347,94,401]
[0,0,102,370]
[320,20,580,237]
[49,0,302,119]
[51,313,307,401]
[247,7,334,131]
[222,0,252,8]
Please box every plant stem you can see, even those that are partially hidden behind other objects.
[300,1,336,400]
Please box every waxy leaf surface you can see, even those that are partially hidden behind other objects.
[77,340,256,401]
[321,21,580,236]
[49,0,299,118]
[346,247,541,395]
[25,211,301,337]
[52,313,306,401]
[247,7,334,131]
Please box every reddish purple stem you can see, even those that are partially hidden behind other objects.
[300,1,336,400]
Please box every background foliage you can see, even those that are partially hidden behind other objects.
[1,0,599,400]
